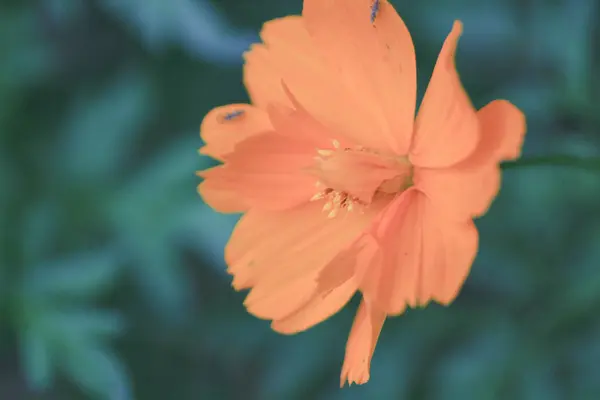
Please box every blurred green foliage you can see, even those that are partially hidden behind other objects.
[0,0,599,399]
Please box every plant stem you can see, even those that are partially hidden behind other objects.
[501,155,600,171]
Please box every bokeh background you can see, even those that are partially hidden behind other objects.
[1,0,600,399]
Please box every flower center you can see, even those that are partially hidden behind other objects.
[308,140,413,218]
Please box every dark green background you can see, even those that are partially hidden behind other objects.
[1,0,600,399]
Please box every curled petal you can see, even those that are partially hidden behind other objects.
[413,165,500,221]
[413,99,526,220]
[409,21,479,168]
[473,100,526,163]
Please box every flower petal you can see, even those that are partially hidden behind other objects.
[266,101,339,150]
[409,21,479,168]
[244,44,292,109]
[270,233,379,334]
[420,199,479,305]
[302,0,417,155]
[413,164,501,221]
[362,188,479,312]
[360,189,421,314]
[340,298,386,387]
[201,132,317,211]
[227,200,384,320]
[270,275,357,335]
[197,178,247,213]
[474,100,526,163]
[244,16,319,109]
[259,15,390,152]
[199,104,272,160]
[413,99,526,220]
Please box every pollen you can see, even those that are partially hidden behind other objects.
[309,140,413,218]
[310,186,366,218]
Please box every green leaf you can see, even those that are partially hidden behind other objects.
[128,243,191,322]
[20,199,61,265]
[98,0,256,63]
[61,343,132,400]
[40,308,126,342]
[17,305,127,397]
[107,138,200,319]
[427,320,517,400]
[20,327,54,391]
[177,203,239,277]
[25,250,121,300]
[59,69,154,183]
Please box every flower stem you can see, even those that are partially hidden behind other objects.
[501,155,600,171]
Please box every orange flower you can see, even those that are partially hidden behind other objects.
[197,0,526,387]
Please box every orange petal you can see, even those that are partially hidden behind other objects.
[260,15,389,152]
[340,298,386,387]
[226,200,384,320]
[244,16,314,108]
[270,275,357,335]
[474,100,526,163]
[361,189,422,314]
[199,104,272,160]
[266,101,338,150]
[243,43,293,109]
[201,132,317,211]
[420,198,479,305]
[409,21,479,168]
[413,99,526,220]
[197,178,247,213]
[413,164,501,221]
[364,189,479,311]
[303,0,417,155]
[271,233,379,334]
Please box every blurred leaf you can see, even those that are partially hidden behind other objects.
[539,225,600,333]
[116,136,202,206]
[0,150,16,220]
[20,328,54,391]
[428,319,518,400]
[43,0,85,24]
[0,9,55,126]
[39,308,126,342]
[177,203,239,277]
[514,354,563,400]
[568,323,600,398]
[20,199,61,265]
[99,0,257,63]
[62,343,132,400]
[0,9,56,87]
[259,323,345,399]
[531,0,596,104]
[24,250,121,300]
[60,69,155,183]
[128,241,192,321]
[107,137,200,319]
[418,0,518,62]
[17,302,126,398]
